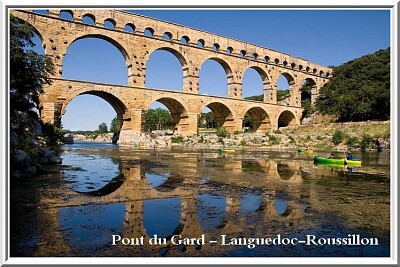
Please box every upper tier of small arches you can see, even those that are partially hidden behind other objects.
[31,9,331,79]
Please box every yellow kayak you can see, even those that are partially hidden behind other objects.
[298,149,313,154]
[218,148,236,153]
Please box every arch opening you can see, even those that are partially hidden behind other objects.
[278,110,297,128]
[197,39,205,48]
[145,172,184,191]
[124,23,135,33]
[62,36,129,85]
[180,36,190,44]
[62,93,126,135]
[104,19,116,29]
[59,10,73,21]
[242,67,265,101]
[145,98,187,135]
[212,43,220,51]
[277,73,294,104]
[82,14,95,25]
[145,48,185,91]
[163,32,172,41]
[300,78,316,120]
[199,58,232,97]
[199,102,233,132]
[144,27,154,37]
[242,107,270,133]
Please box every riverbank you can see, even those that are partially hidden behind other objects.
[69,120,390,152]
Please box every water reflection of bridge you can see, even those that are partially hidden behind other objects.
[32,151,390,256]
[35,154,315,256]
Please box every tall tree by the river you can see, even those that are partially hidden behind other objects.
[316,48,390,122]
[10,15,57,177]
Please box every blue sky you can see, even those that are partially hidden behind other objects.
[30,9,390,131]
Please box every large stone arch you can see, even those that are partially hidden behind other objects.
[242,106,271,132]
[144,47,188,92]
[146,97,189,135]
[302,76,318,105]
[201,101,234,130]
[274,72,296,106]
[242,66,272,102]
[146,46,188,68]
[69,34,130,60]
[199,57,235,97]
[61,89,128,132]
[63,34,131,83]
[277,110,298,128]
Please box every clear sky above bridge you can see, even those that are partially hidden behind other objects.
[30,8,391,131]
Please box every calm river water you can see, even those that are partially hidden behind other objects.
[10,142,391,257]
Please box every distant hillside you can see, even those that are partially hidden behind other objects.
[316,48,390,122]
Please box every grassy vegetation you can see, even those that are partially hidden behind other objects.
[284,121,390,139]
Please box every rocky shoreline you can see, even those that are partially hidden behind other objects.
[65,120,390,152]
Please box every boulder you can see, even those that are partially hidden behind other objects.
[39,148,62,164]
[12,150,36,178]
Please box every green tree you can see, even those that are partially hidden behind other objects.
[10,15,54,117]
[316,48,390,121]
[110,116,121,133]
[10,16,55,153]
[98,122,108,134]
[144,108,173,132]
[332,129,345,145]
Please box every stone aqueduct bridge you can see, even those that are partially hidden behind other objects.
[12,9,332,137]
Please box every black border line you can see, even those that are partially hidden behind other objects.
[2,3,398,267]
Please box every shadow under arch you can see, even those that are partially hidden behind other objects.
[145,172,186,192]
[202,101,233,129]
[76,172,126,197]
[243,106,271,132]
[147,97,188,134]
[277,110,297,128]
[276,163,296,181]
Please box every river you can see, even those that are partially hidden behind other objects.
[10,142,391,257]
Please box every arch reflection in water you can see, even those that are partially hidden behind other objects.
[145,172,169,188]
[240,193,262,215]
[144,198,181,238]
[62,153,120,193]
[196,194,226,232]
[59,203,125,252]
[274,198,289,216]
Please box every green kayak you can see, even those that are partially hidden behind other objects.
[313,156,361,166]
